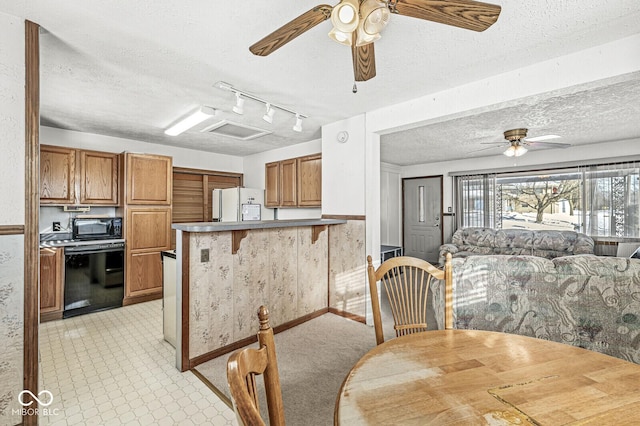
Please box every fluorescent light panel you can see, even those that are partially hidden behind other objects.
[165,106,215,136]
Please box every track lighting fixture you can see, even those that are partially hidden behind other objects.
[164,106,216,136]
[232,92,245,115]
[293,114,303,133]
[214,81,307,133]
[262,104,275,124]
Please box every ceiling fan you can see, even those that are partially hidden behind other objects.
[249,0,502,82]
[479,128,572,157]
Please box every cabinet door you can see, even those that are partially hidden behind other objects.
[280,159,297,207]
[126,251,163,297]
[297,154,322,207]
[127,207,171,251]
[265,162,281,207]
[40,247,63,314]
[40,145,76,204]
[126,153,172,205]
[79,150,119,205]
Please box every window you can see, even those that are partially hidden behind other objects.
[456,162,640,237]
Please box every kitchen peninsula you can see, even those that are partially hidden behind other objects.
[172,218,363,371]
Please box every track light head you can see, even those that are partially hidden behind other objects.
[262,104,275,124]
[293,114,303,132]
[232,92,245,115]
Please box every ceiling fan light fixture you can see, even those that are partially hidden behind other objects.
[164,106,216,136]
[360,0,390,35]
[355,24,381,46]
[331,0,360,33]
[232,92,245,115]
[328,27,353,46]
[503,144,528,157]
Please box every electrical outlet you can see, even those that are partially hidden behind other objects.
[53,221,61,231]
[200,248,209,263]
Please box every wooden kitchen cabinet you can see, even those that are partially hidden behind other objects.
[40,145,120,205]
[125,153,172,205]
[40,146,76,204]
[281,158,298,207]
[78,150,119,205]
[40,247,64,322]
[124,206,171,300]
[265,162,281,207]
[297,154,322,207]
[264,154,321,208]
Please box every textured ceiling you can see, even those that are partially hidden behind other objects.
[2,0,640,162]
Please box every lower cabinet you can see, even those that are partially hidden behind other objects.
[126,251,163,297]
[124,206,171,302]
[40,247,64,322]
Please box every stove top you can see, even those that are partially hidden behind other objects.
[39,232,125,248]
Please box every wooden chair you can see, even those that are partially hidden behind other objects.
[367,253,453,345]
[227,306,285,426]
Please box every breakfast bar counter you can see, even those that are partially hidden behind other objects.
[172,218,349,371]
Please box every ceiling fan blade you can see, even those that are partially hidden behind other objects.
[393,0,501,32]
[352,42,376,81]
[249,5,332,56]
[468,145,505,154]
[524,141,572,148]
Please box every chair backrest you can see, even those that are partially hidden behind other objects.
[227,306,285,426]
[367,253,453,345]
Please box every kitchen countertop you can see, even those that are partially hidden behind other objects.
[171,218,346,232]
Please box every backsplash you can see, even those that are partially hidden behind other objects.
[39,206,117,234]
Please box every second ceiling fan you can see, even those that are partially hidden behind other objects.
[249,0,502,82]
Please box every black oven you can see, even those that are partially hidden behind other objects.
[64,241,125,318]
[72,217,122,241]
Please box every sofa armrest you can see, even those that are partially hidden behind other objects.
[438,244,458,265]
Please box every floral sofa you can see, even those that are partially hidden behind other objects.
[431,254,640,364]
[438,227,594,265]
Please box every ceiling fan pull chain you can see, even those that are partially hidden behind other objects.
[353,82,358,93]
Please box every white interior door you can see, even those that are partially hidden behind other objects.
[403,177,443,263]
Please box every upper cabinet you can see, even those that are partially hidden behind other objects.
[280,158,298,207]
[40,146,76,204]
[40,145,120,206]
[297,154,322,207]
[125,153,172,205]
[265,162,281,207]
[265,153,321,208]
[79,150,119,205]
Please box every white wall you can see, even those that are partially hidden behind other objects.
[0,11,25,426]
[243,139,322,220]
[321,115,367,216]
[40,126,244,173]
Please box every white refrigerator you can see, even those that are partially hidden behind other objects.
[212,187,274,222]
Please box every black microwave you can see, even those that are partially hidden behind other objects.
[72,217,123,240]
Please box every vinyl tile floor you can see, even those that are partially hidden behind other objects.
[38,300,236,425]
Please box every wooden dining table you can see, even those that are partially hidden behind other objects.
[335,329,640,425]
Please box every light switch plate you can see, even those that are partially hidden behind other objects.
[200,248,209,263]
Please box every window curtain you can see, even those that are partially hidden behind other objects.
[581,161,640,237]
[455,174,496,229]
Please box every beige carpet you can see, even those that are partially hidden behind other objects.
[194,313,379,426]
